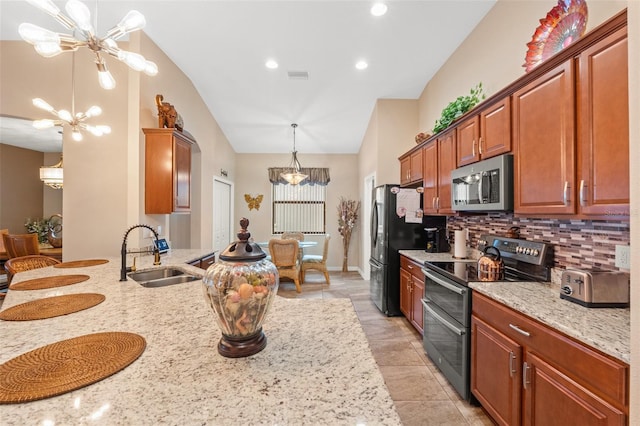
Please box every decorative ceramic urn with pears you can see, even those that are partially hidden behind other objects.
[202,218,279,357]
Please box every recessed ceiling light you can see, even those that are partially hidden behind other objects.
[265,59,278,69]
[370,2,388,17]
[355,61,368,70]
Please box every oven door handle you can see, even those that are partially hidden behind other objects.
[422,299,466,336]
[423,270,467,295]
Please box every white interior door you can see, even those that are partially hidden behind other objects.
[362,173,375,280]
[213,178,233,254]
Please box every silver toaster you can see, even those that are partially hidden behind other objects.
[560,269,630,308]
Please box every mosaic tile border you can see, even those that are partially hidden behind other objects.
[447,214,630,271]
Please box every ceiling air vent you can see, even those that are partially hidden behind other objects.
[287,71,309,80]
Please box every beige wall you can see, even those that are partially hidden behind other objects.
[356,99,418,271]
[410,1,636,421]
[0,144,43,233]
[137,32,236,250]
[235,153,359,271]
[418,0,628,134]
[0,33,236,258]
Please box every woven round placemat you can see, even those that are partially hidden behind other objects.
[54,259,109,269]
[0,293,105,321]
[10,275,90,291]
[0,331,146,404]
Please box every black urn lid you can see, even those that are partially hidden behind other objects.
[219,218,267,262]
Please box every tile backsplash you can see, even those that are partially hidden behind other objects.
[447,213,630,271]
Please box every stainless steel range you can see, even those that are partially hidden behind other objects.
[421,234,552,401]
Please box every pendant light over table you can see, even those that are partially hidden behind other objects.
[280,123,308,185]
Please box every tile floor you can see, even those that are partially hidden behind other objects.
[278,271,494,426]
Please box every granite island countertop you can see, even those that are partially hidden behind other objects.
[399,249,630,364]
[0,250,401,425]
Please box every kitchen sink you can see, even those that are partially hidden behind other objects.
[137,274,200,288]
[128,267,200,288]
[128,267,186,282]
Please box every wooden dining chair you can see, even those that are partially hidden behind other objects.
[5,255,60,285]
[282,231,304,241]
[281,232,304,262]
[301,234,330,284]
[0,229,8,280]
[2,233,40,258]
[269,238,301,293]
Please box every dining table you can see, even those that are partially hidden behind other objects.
[256,240,318,266]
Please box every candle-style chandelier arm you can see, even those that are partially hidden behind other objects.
[21,0,158,89]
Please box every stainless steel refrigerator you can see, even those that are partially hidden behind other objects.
[369,184,446,316]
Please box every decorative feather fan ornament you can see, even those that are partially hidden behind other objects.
[244,194,264,211]
[523,0,588,72]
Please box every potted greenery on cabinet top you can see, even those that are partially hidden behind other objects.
[432,83,485,134]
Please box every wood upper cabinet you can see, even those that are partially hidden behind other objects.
[399,148,423,186]
[422,131,456,215]
[457,97,511,167]
[400,255,425,334]
[422,141,438,214]
[143,128,194,214]
[472,292,628,426]
[577,26,629,217]
[436,130,456,214]
[513,60,575,215]
[514,23,629,218]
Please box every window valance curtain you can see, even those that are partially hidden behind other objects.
[268,168,331,186]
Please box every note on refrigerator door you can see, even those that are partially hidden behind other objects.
[396,189,421,223]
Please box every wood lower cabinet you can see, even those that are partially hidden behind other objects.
[523,352,626,426]
[399,255,425,334]
[423,131,456,215]
[457,97,511,167]
[471,315,522,425]
[471,292,628,426]
[143,128,194,214]
[188,252,216,269]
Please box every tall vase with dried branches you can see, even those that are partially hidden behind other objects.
[337,197,361,273]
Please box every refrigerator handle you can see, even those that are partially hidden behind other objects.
[371,199,378,247]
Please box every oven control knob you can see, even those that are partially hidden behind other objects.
[561,285,573,295]
[516,246,522,254]
[525,248,531,255]
[532,249,539,257]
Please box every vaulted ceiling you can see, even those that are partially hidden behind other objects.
[0,0,496,154]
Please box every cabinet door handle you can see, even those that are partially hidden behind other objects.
[509,351,516,377]
[432,197,436,209]
[472,140,476,157]
[523,361,530,389]
[407,264,413,270]
[479,137,483,155]
[579,180,587,206]
[436,197,440,209]
[509,323,531,337]
[563,181,570,206]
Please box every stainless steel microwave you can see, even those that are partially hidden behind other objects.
[451,154,513,211]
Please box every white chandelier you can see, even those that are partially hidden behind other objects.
[19,0,158,90]
[32,54,111,142]
[280,123,308,185]
[40,156,63,189]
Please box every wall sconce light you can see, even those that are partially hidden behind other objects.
[40,156,63,189]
